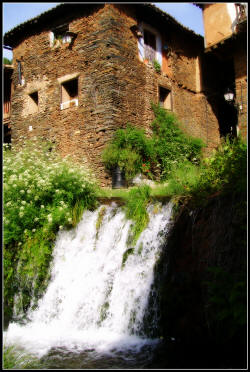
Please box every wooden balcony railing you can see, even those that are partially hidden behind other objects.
[3,101,11,119]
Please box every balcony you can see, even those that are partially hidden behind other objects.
[3,101,11,123]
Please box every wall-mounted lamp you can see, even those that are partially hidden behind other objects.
[224,88,242,111]
[224,88,234,103]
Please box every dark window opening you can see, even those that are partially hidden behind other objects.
[159,87,172,110]
[28,91,39,113]
[30,91,38,106]
[17,60,24,85]
[144,30,156,62]
[52,24,72,45]
[18,60,21,83]
[61,78,78,109]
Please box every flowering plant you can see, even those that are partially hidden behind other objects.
[3,138,97,321]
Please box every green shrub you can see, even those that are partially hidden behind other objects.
[102,106,205,183]
[153,60,161,73]
[151,104,205,180]
[167,161,201,195]
[102,124,155,182]
[3,139,98,322]
[192,136,247,199]
[124,185,151,246]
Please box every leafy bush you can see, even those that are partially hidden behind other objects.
[102,105,204,183]
[3,139,98,322]
[192,136,247,199]
[102,124,155,182]
[167,161,201,196]
[153,60,161,73]
[150,104,205,180]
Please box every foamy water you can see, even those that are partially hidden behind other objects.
[4,202,173,363]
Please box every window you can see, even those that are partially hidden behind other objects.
[144,30,156,62]
[51,24,76,47]
[60,78,78,110]
[159,87,172,110]
[138,23,162,66]
[17,60,25,86]
[28,91,39,113]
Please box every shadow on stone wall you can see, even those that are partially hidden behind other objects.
[149,193,247,369]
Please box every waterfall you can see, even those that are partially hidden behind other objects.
[4,202,173,365]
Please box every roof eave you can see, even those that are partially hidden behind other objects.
[4,3,203,48]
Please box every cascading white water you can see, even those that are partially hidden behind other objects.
[4,202,173,364]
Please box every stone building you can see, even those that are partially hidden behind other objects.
[194,3,247,139]
[3,64,13,144]
[4,3,223,186]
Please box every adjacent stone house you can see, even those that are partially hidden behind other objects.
[3,64,13,144]
[195,2,247,138]
[4,3,222,186]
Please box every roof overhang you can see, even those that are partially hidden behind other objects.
[4,3,203,49]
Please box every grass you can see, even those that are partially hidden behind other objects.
[3,344,42,369]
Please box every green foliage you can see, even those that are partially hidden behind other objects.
[122,248,135,268]
[153,60,161,73]
[3,344,42,369]
[102,106,204,183]
[4,57,13,65]
[150,104,204,180]
[124,185,151,246]
[96,206,106,240]
[3,139,98,322]
[167,161,201,196]
[102,124,155,182]
[192,136,247,200]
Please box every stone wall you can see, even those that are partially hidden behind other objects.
[203,3,236,48]
[10,3,221,186]
[234,35,247,139]
[154,193,247,368]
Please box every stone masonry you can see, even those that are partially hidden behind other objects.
[5,4,221,186]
